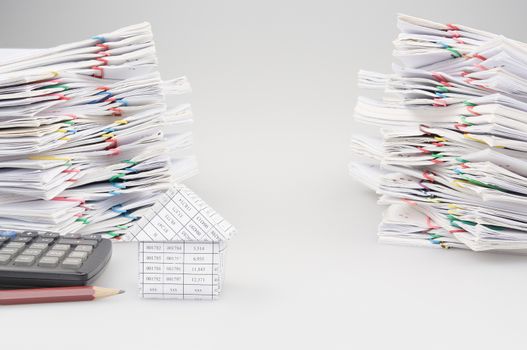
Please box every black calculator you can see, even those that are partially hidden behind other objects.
[0,231,112,288]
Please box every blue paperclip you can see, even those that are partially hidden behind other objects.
[123,213,138,220]
[111,182,126,189]
[92,35,106,43]
[111,205,127,214]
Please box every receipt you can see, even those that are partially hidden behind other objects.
[128,184,235,299]
[138,241,225,300]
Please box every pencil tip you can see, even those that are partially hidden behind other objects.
[118,290,125,295]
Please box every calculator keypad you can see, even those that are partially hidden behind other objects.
[0,231,99,269]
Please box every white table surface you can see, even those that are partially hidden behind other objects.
[2,1,527,349]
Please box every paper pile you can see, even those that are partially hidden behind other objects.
[351,15,527,251]
[0,23,196,238]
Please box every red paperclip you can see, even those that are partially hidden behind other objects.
[105,138,118,149]
[51,93,70,101]
[426,217,441,230]
[431,72,451,86]
[92,66,104,79]
[466,105,481,116]
[109,147,121,156]
[433,98,447,107]
[454,123,467,131]
[473,63,489,71]
[423,171,435,182]
[417,146,431,154]
[419,124,431,135]
[96,43,109,50]
[472,53,487,61]
[96,58,109,65]
[109,107,123,116]
[52,197,85,204]
[449,229,465,234]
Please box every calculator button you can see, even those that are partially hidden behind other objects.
[22,231,39,237]
[52,244,70,251]
[68,251,88,261]
[75,245,93,254]
[0,231,16,238]
[39,232,59,239]
[58,239,97,246]
[22,248,43,256]
[0,254,11,265]
[6,242,25,248]
[38,256,59,267]
[45,250,66,258]
[62,257,82,269]
[13,255,35,266]
[35,237,54,244]
[82,234,102,241]
[0,247,20,255]
[12,236,33,243]
[30,243,50,250]
[65,233,82,239]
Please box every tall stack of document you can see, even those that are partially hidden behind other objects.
[0,23,196,238]
[351,15,527,252]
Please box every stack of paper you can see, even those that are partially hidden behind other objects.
[351,14,527,252]
[0,23,196,238]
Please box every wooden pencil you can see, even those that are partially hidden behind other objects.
[0,286,124,305]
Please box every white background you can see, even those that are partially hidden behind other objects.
[1,1,527,349]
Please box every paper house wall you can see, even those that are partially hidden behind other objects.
[125,184,236,300]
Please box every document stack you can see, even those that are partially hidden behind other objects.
[350,15,527,252]
[0,23,196,239]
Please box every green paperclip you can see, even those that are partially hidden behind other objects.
[446,47,462,58]
[484,225,504,231]
[461,175,501,191]
[109,173,126,182]
[76,217,90,224]
[460,116,473,126]
[447,214,476,227]
[42,83,69,91]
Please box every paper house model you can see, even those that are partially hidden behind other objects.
[125,184,236,300]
